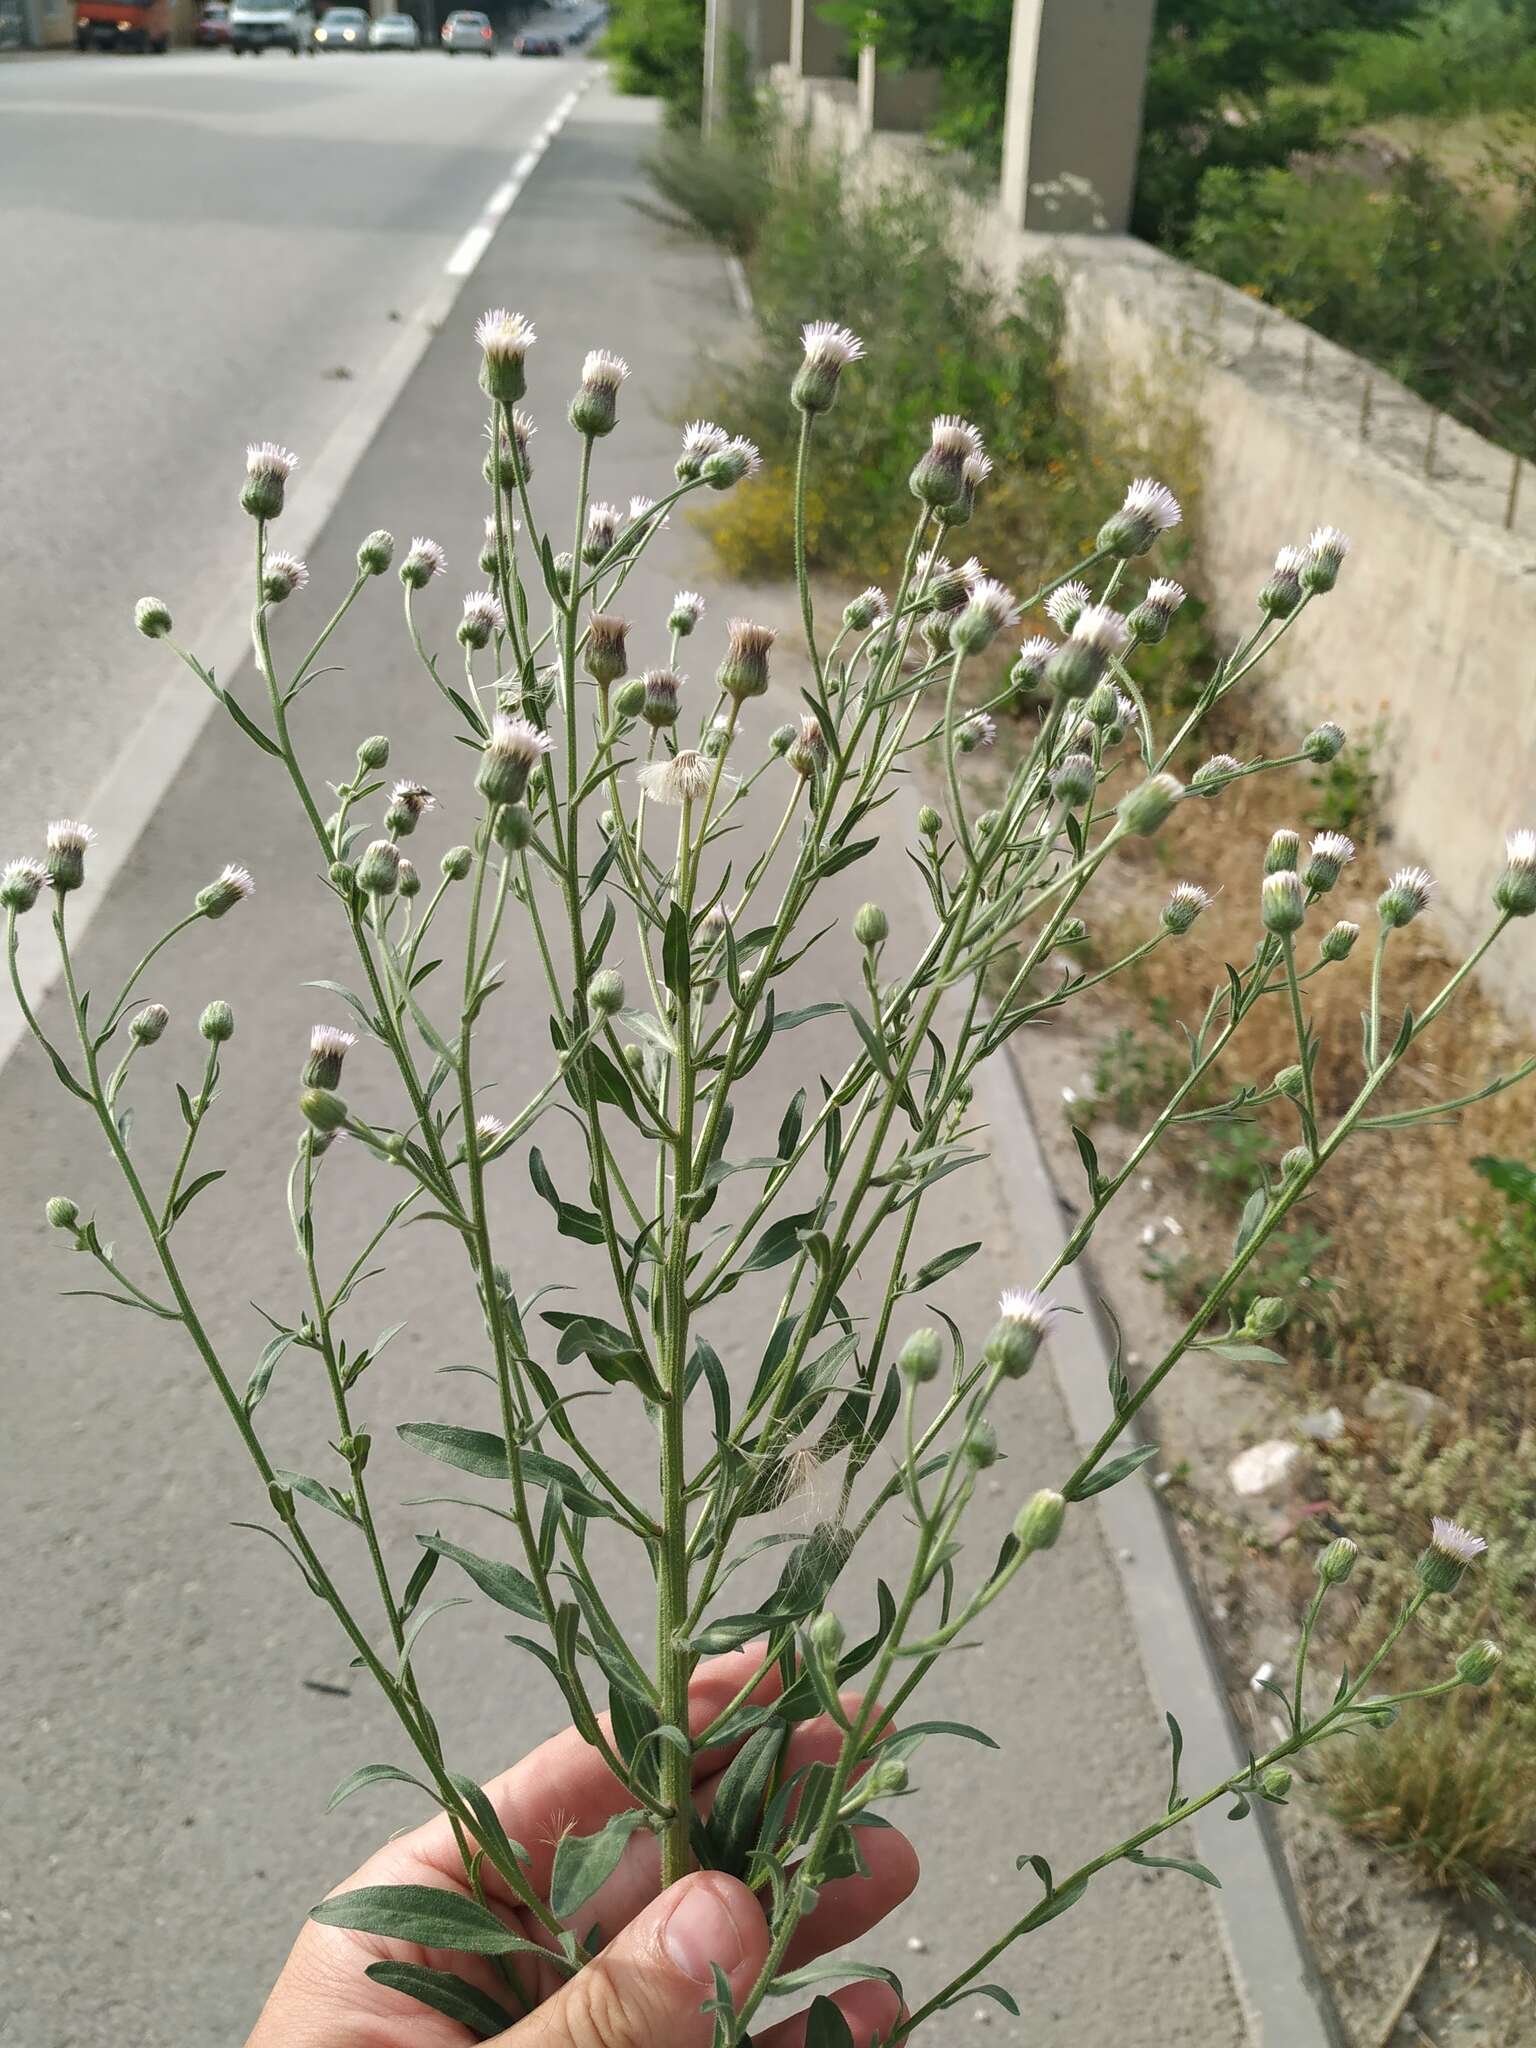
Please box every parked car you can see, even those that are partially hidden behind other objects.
[228,0,315,51]
[441,8,494,53]
[75,0,169,48]
[195,1,232,42]
[368,9,419,46]
[513,29,561,53]
[314,4,368,45]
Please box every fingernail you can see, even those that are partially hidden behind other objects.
[663,1875,753,1986]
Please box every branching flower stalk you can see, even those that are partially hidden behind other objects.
[8,322,1532,2046]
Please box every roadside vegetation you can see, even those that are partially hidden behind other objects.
[637,103,1536,1902]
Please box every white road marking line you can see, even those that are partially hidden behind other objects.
[0,69,595,1079]
[443,81,590,280]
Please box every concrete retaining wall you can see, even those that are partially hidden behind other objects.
[779,70,1536,1016]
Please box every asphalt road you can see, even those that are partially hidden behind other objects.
[0,62,1248,2048]
[0,32,594,830]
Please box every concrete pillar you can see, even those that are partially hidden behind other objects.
[790,0,844,78]
[856,44,942,135]
[1000,0,1156,233]
[703,0,733,139]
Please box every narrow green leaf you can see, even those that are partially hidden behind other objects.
[903,1241,982,1296]
[364,1962,512,2039]
[1125,1847,1221,1888]
[806,1995,856,2048]
[326,1762,435,1812]
[663,901,691,1005]
[311,1883,521,1953]
[548,1809,652,1920]
[419,1533,544,1621]
[1165,1711,1184,1814]
[1069,1440,1159,1500]
[706,1723,787,1879]
[398,1423,620,1520]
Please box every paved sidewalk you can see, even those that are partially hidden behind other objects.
[1,83,1246,2046]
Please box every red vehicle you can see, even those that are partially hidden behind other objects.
[76,0,169,46]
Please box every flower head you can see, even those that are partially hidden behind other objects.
[1013,634,1056,687]
[1302,526,1350,594]
[1044,579,1092,634]
[457,589,506,650]
[1262,870,1307,935]
[475,1112,508,1147]
[719,619,777,701]
[641,669,683,729]
[1320,919,1360,962]
[952,577,1021,656]
[1303,830,1355,892]
[844,586,889,632]
[787,713,827,779]
[701,436,762,491]
[195,863,255,919]
[794,321,865,414]
[1418,1516,1488,1593]
[135,596,173,639]
[1379,864,1434,928]
[636,750,714,807]
[1071,605,1131,657]
[956,711,997,754]
[0,856,49,915]
[45,819,96,894]
[1495,828,1536,917]
[475,308,536,401]
[677,419,730,481]
[476,713,554,806]
[669,590,706,637]
[910,416,984,510]
[400,537,447,589]
[261,550,309,603]
[242,442,298,520]
[582,347,629,392]
[1191,753,1241,796]
[304,1024,357,1090]
[584,614,631,688]
[571,348,630,436]
[583,502,621,565]
[1302,720,1346,763]
[1161,881,1211,935]
[1129,576,1186,643]
[385,780,437,835]
[1098,476,1181,557]
[1260,546,1307,619]
[987,1289,1059,1378]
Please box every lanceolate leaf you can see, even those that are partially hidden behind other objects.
[548,1808,652,1920]
[397,1423,620,1521]
[363,1962,512,2039]
[326,1762,435,1813]
[1125,1847,1222,1888]
[418,1533,545,1621]
[805,1995,857,2048]
[705,1722,787,1878]
[311,1883,525,1953]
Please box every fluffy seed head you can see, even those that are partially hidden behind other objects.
[584,614,631,688]
[636,750,713,807]
[719,618,777,702]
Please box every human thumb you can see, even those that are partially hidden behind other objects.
[503,1872,770,2048]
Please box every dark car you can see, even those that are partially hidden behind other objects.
[195,0,231,40]
[513,30,562,54]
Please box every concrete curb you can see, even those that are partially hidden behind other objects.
[972,1036,1344,2047]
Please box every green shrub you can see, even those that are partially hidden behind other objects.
[1468,1154,1536,1342]
[1332,0,1536,119]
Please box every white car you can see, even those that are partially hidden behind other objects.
[313,3,368,45]
[228,0,315,51]
[369,9,419,45]
[441,7,494,52]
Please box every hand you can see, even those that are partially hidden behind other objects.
[249,1647,919,2048]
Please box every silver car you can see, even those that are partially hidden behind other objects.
[441,6,494,52]
[368,8,419,44]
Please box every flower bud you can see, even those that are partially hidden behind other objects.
[1012,634,1055,699]
[569,348,629,437]
[793,321,864,415]
[357,530,394,577]
[963,1419,999,1468]
[45,819,95,894]
[786,714,826,781]
[46,1195,80,1230]
[442,844,473,881]
[588,968,625,1016]
[1281,1144,1311,1179]
[1300,527,1349,596]
[261,550,308,603]
[1494,830,1536,918]
[1161,882,1211,935]
[870,1758,908,1797]
[917,803,942,838]
[195,863,255,919]
[1262,871,1307,935]
[582,502,620,567]
[1057,917,1088,945]
[1260,1766,1292,1801]
[397,858,420,899]
[898,1327,944,1383]
[1317,1536,1358,1585]
[700,437,762,491]
[1044,579,1091,635]
[304,1024,357,1090]
[844,586,888,633]
[329,860,357,897]
[809,1609,845,1664]
[1052,752,1097,808]
[1127,577,1186,644]
[1096,478,1181,559]
[951,578,1019,656]
[614,677,648,720]
[1246,1296,1288,1337]
[130,1003,169,1046]
[301,1087,349,1134]
[356,839,401,897]
[0,858,48,915]
[718,619,776,702]
[584,614,630,688]
[242,441,296,521]
[1013,1488,1066,1556]
[200,1000,234,1043]
[475,307,536,404]
[458,589,505,651]
[135,595,173,639]
[640,670,682,731]
[853,902,889,949]
[399,537,447,589]
[1275,1063,1305,1100]
[1265,829,1301,874]
[1190,754,1241,798]
[1379,866,1434,928]
[357,734,391,773]
[921,611,953,660]
[1359,1703,1398,1728]
[1456,1640,1502,1687]
[1117,772,1182,838]
[493,803,534,852]
[1302,720,1346,764]
[1320,919,1359,962]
